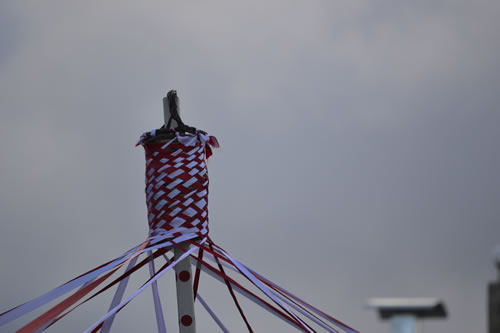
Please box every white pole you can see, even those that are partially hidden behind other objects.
[163,92,197,333]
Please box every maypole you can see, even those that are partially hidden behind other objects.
[0,90,359,333]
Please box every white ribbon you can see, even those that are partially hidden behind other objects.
[196,258,305,331]
[219,250,314,333]
[196,294,228,333]
[197,254,339,332]
[84,238,205,333]
[0,243,143,326]
[148,250,167,333]
[100,255,139,333]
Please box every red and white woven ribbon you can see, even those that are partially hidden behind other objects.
[139,130,218,242]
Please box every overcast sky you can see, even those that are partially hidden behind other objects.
[1,1,499,332]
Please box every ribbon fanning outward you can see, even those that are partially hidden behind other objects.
[0,128,358,333]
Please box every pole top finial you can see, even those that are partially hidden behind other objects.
[163,89,184,129]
